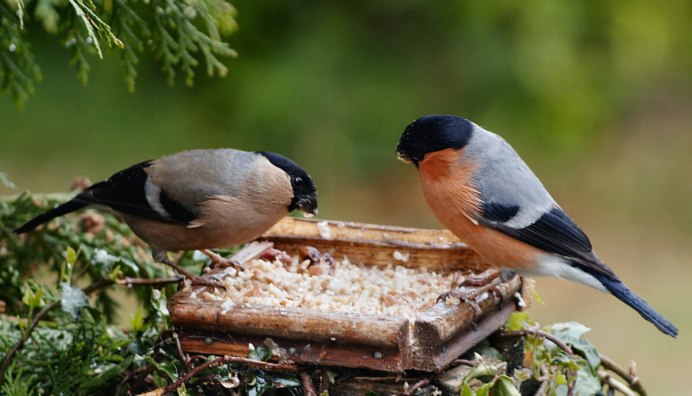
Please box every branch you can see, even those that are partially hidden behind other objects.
[300,371,317,396]
[161,355,302,393]
[406,378,430,395]
[598,368,636,396]
[117,275,183,287]
[500,328,574,356]
[599,354,647,396]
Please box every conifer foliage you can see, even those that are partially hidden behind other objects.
[0,0,237,107]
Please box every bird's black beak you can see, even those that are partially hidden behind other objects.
[396,151,413,164]
[297,196,318,218]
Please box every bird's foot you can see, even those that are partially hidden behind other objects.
[437,269,504,315]
[159,256,226,290]
[200,249,245,271]
[187,274,226,290]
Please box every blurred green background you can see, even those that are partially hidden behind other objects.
[1,1,690,393]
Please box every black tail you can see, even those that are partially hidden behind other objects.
[13,198,88,234]
[596,274,678,337]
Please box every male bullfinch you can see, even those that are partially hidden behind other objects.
[14,149,318,285]
[396,114,677,337]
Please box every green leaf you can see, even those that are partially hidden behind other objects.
[66,246,78,266]
[531,289,545,305]
[493,376,521,396]
[475,382,492,396]
[461,382,473,396]
[505,311,530,331]
[573,365,602,395]
[22,284,44,308]
[545,322,601,370]
[248,345,272,362]
[265,371,300,388]
[463,357,499,384]
[130,305,144,332]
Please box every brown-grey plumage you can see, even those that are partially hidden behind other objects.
[15,148,318,270]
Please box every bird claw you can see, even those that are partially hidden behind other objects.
[201,249,246,271]
[437,269,505,315]
[158,255,226,290]
[188,275,226,290]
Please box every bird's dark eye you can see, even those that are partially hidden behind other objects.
[294,177,304,186]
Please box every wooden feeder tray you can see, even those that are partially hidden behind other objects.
[170,217,528,373]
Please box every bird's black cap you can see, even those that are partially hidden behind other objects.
[259,151,318,215]
[396,114,474,166]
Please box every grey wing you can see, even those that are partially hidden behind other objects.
[147,149,258,212]
[465,127,614,276]
[466,128,556,229]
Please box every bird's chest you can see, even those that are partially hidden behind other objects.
[417,150,539,269]
[418,149,481,231]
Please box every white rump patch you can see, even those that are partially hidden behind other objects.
[527,256,607,292]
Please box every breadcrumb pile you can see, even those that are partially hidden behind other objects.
[196,252,461,319]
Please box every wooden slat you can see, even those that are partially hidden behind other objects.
[178,332,407,372]
[259,217,486,272]
[170,293,409,348]
[171,217,527,373]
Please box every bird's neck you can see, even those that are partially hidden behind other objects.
[418,148,481,221]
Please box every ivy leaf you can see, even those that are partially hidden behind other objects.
[545,322,601,371]
[574,365,602,395]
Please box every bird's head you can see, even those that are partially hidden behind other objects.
[396,114,474,167]
[259,152,318,217]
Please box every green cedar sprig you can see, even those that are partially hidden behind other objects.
[0,0,238,107]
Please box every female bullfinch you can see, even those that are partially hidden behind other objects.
[397,114,677,337]
[15,149,318,285]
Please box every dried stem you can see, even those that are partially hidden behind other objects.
[599,354,647,396]
[406,378,430,395]
[500,328,574,356]
[162,355,302,393]
[598,368,636,396]
[116,365,153,395]
[452,358,475,367]
[117,275,184,287]
[300,371,317,396]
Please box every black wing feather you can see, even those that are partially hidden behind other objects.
[79,161,195,223]
[479,206,615,277]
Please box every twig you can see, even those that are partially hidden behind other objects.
[116,365,153,395]
[599,354,647,396]
[566,371,576,396]
[406,378,430,395]
[172,332,188,371]
[453,358,475,367]
[128,366,156,394]
[117,275,184,287]
[162,355,301,393]
[500,328,574,356]
[300,371,317,396]
[0,279,114,385]
[598,368,636,396]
